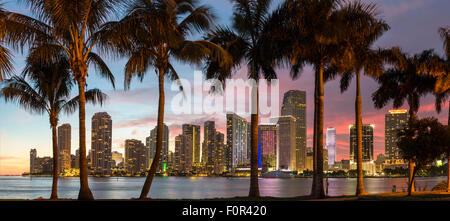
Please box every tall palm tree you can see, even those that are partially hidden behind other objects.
[98,0,231,199]
[19,0,117,200]
[272,0,381,198]
[0,56,106,200]
[204,0,279,198]
[333,2,389,196]
[435,26,450,191]
[372,48,439,195]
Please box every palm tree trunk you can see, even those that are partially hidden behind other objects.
[408,163,417,196]
[407,96,416,195]
[50,122,58,200]
[76,77,94,200]
[355,72,365,196]
[311,62,325,199]
[140,67,165,199]
[249,81,260,198]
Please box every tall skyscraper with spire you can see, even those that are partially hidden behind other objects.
[326,127,336,166]
[58,123,71,173]
[281,90,306,171]
[91,112,112,176]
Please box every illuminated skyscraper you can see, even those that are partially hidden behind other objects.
[149,124,169,172]
[91,112,112,176]
[326,127,336,166]
[226,113,249,170]
[202,121,223,174]
[214,131,226,174]
[258,124,277,171]
[273,116,297,171]
[58,123,71,173]
[281,90,306,171]
[124,139,146,175]
[182,124,201,164]
[349,124,374,163]
[174,134,193,174]
[385,110,409,163]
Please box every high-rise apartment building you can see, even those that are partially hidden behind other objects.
[112,151,123,167]
[149,124,169,172]
[174,134,193,174]
[214,131,226,174]
[91,112,112,176]
[202,121,218,174]
[226,113,249,170]
[182,124,201,164]
[385,110,409,163]
[58,123,71,173]
[273,116,297,171]
[326,127,336,166]
[281,90,307,171]
[349,124,374,163]
[258,124,277,171]
[124,139,146,175]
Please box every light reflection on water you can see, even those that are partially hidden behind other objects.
[0,176,445,199]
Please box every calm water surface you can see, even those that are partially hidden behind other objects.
[0,176,445,199]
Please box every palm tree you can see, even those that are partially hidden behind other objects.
[204,0,279,198]
[435,26,450,191]
[333,2,389,196]
[272,0,381,198]
[372,48,440,195]
[98,0,231,199]
[19,0,117,200]
[0,56,106,200]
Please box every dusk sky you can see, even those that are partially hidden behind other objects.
[0,0,449,175]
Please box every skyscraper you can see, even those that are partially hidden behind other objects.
[174,134,193,174]
[385,110,409,164]
[149,124,169,172]
[273,116,297,171]
[326,127,336,166]
[214,131,226,174]
[349,124,374,163]
[258,124,277,171]
[281,90,307,171]
[57,123,71,173]
[30,148,37,174]
[202,121,216,174]
[226,113,249,170]
[91,112,112,176]
[182,124,201,164]
[124,139,146,175]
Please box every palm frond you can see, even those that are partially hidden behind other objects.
[87,52,115,89]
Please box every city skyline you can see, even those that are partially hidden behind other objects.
[1,0,449,175]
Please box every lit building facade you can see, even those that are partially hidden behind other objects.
[281,90,307,172]
[174,134,193,174]
[124,139,146,175]
[258,124,277,171]
[326,127,336,166]
[226,113,249,170]
[112,151,123,167]
[385,110,409,164]
[149,124,169,172]
[58,123,71,173]
[274,116,297,171]
[91,112,112,176]
[29,149,53,174]
[349,124,374,163]
[182,124,201,164]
